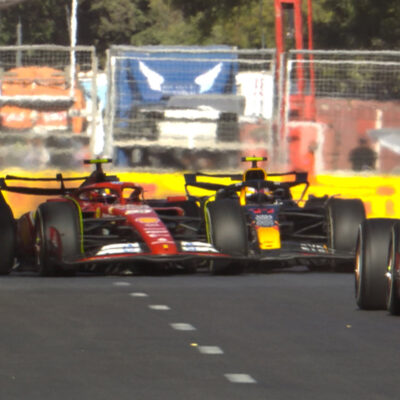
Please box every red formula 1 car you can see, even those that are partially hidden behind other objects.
[0,159,233,276]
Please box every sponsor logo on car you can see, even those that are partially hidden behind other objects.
[125,208,154,214]
[137,217,159,223]
[300,243,328,253]
[255,214,275,227]
[181,241,219,253]
[96,242,142,256]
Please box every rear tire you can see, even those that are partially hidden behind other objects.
[35,201,81,277]
[206,199,247,275]
[0,193,15,275]
[328,198,366,272]
[387,222,400,315]
[355,218,396,310]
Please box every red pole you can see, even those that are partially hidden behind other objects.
[307,0,316,120]
[293,0,304,96]
[274,0,285,58]
[307,0,313,51]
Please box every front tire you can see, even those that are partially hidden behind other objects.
[355,218,396,310]
[206,199,248,275]
[35,201,81,276]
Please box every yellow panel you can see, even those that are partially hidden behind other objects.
[2,168,400,219]
[257,226,281,250]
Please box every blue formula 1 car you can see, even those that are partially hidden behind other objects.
[181,156,366,274]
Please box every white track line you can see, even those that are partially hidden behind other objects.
[224,374,257,384]
[170,323,196,331]
[112,281,131,287]
[197,346,224,355]
[129,292,148,297]
[148,305,171,310]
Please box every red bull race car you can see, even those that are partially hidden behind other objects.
[183,156,366,274]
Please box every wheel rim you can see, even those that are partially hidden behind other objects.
[34,215,45,269]
[387,242,393,307]
[354,239,362,299]
[34,227,42,268]
[388,239,400,310]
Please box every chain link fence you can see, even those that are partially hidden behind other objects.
[0,45,98,169]
[105,46,276,171]
[284,50,400,174]
[2,45,400,175]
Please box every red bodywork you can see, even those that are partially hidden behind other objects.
[75,182,180,259]
[15,179,228,268]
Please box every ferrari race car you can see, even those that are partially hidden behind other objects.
[0,159,235,276]
[355,218,400,315]
[183,156,366,274]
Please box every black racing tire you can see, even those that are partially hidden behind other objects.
[386,222,400,315]
[0,193,15,275]
[355,218,397,310]
[35,201,81,277]
[206,199,248,275]
[327,198,366,272]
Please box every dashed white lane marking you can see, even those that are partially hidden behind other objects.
[224,374,257,384]
[129,292,148,297]
[197,346,224,355]
[126,289,250,383]
[112,281,131,287]
[170,323,196,331]
[149,305,171,310]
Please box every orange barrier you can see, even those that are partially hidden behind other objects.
[2,169,399,219]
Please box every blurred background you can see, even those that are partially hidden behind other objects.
[0,0,399,174]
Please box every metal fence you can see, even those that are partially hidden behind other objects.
[1,45,400,174]
[284,50,400,174]
[105,46,276,170]
[0,45,98,169]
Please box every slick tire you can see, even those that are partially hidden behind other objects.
[206,199,247,275]
[0,193,16,275]
[387,222,400,315]
[35,201,81,277]
[327,198,366,272]
[355,218,397,310]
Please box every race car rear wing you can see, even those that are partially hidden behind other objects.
[185,170,308,183]
[184,171,309,201]
[0,158,119,196]
[0,174,86,195]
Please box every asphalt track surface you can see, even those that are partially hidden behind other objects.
[0,267,399,400]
